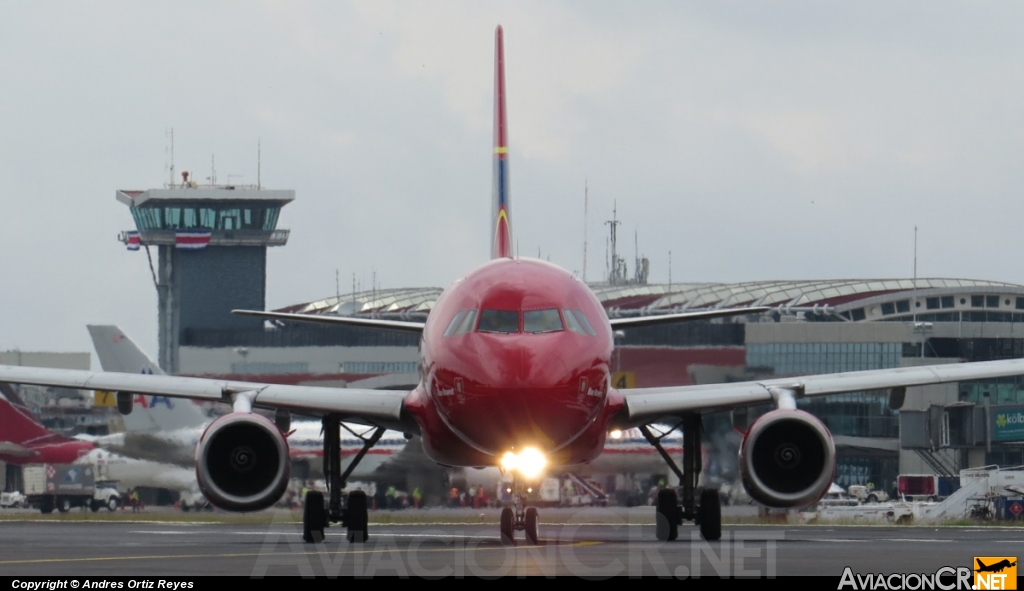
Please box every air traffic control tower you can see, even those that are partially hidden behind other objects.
[116,181,294,373]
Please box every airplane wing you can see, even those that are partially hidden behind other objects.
[615,357,1024,427]
[232,309,425,333]
[608,307,769,329]
[0,365,413,432]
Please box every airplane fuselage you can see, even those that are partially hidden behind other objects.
[407,258,624,468]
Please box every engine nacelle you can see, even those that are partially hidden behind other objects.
[739,409,836,508]
[195,412,290,512]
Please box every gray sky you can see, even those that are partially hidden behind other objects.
[3,1,1024,360]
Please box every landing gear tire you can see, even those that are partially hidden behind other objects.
[500,507,515,546]
[303,491,326,543]
[346,491,369,544]
[655,489,679,542]
[57,497,71,514]
[525,507,539,545]
[698,488,722,542]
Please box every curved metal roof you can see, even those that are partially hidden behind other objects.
[278,278,1024,320]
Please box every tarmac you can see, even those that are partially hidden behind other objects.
[0,507,1020,577]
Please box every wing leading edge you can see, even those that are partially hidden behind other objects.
[615,357,1024,428]
[0,365,413,432]
[232,309,426,333]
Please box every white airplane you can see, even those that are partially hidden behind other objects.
[87,325,409,480]
[3,27,1024,546]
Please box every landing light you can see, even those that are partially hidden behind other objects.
[499,447,548,479]
[610,429,623,439]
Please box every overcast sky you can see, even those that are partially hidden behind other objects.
[3,1,1024,360]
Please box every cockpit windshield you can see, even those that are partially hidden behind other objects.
[478,309,520,334]
[523,309,563,333]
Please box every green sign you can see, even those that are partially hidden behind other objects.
[991,405,1024,442]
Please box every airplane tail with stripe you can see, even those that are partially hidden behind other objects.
[491,25,513,259]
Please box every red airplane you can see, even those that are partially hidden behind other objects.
[4,25,1024,546]
[0,384,93,465]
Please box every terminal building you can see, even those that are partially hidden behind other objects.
[113,184,1024,499]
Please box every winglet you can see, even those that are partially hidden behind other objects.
[491,25,512,259]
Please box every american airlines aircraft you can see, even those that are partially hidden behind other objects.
[4,26,1024,546]
[87,325,408,479]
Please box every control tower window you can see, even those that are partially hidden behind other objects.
[524,309,563,333]
[478,309,519,334]
[163,207,182,229]
[219,208,241,230]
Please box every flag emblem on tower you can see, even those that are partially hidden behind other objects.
[125,231,140,251]
[175,230,212,250]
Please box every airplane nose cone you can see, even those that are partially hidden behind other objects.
[433,335,604,455]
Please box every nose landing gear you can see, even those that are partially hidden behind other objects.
[499,475,540,545]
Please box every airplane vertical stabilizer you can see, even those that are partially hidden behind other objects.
[88,325,210,433]
[491,25,513,259]
[0,384,65,447]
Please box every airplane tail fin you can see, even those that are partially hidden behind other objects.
[87,325,209,433]
[0,383,63,446]
[491,25,513,259]
[87,325,165,376]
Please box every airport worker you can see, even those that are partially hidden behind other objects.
[412,487,422,509]
[386,485,397,510]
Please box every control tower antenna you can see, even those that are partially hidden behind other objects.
[605,202,624,284]
[582,179,588,283]
[257,138,262,189]
[166,128,175,188]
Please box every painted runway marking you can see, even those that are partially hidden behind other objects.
[0,541,603,566]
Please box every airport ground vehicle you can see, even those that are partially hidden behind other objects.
[847,484,888,503]
[897,474,960,501]
[23,464,120,513]
[0,491,26,508]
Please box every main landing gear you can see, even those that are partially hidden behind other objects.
[641,413,722,542]
[499,475,540,545]
[303,415,384,544]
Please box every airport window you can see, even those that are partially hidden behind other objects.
[961,298,967,305]
[972,295,984,308]
[524,309,564,333]
[926,297,939,310]
[896,300,910,313]
[454,310,477,335]
[478,309,519,334]
[1016,298,1024,310]
[941,296,954,309]
[851,308,866,321]
[881,303,895,315]
[987,295,1000,308]
[570,309,597,336]
[443,311,468,337]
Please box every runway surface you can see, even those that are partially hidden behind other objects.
[0,508,1021,577]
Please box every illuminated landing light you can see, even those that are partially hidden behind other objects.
[499,447,548,479]
[609,430,623,439]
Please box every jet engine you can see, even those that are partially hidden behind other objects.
[195,412,290,512]
[739,409,835,508]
